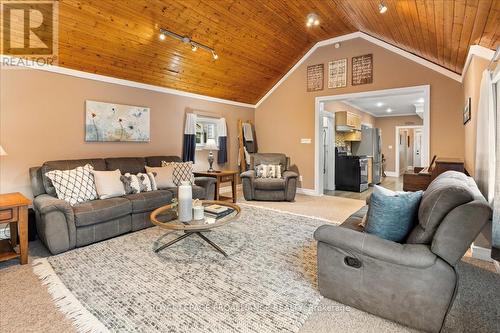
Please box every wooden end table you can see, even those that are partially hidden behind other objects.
[194,170,238,203]
[0,192,31,265]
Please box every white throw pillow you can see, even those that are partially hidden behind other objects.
[145,165,175,189]
[161,161,195,186]
[45,164,98,206]
[92,169,126,199]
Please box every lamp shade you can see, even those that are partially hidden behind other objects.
[0,145,6,156]
[204,138,219,150]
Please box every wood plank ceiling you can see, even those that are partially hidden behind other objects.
[55,0,499,104]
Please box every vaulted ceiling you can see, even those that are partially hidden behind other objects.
[56,0,499,104]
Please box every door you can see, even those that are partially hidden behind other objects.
[414,129,423,167]
[399,129,408,174]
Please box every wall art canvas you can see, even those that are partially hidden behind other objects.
[352,54,373,86]
[85,100,150,142]
[307,64,324,92]
[328,58,347,88]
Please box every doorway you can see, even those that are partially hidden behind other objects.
[320,109,335,192]
[395,125,424,176]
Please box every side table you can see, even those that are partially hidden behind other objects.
[0,192,31,265]
[194,170,238,203]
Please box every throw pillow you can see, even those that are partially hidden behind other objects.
[145,165,175,189]
[161,161,195,186]
[45,164,98,206]
[137,172,157,192]
[255,164,282,178]
[120,173,142,194]
[364,190,423,243]
[92,169,126,199]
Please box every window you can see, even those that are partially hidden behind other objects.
[195,116,219,149]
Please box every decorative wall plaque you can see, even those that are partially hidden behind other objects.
[306,64,324,92]
[352,54,373,86]
[328,58,347,88]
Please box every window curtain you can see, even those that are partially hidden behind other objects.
[217,117,228,164]
[474,70,495,204]
[182,113,197,162]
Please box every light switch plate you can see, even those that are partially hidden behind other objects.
[300,138,312,144]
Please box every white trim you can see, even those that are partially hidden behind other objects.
[0,55,255,109]
[314,85,430,195]
[32,258,109,333]
[470,244,493,262]
[297,187,322,196]
[384,171,399,177]
[395,125,425,177]
[373,113,422,118]
[462,45,496,78]
[256,31,462,108]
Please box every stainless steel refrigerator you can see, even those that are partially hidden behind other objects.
[352,126,382,184]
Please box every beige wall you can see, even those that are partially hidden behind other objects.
[462,56,490,176]
[0,68,254,197]
[375,116,423,173]
[255,37,464,190]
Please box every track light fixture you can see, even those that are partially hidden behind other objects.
[379,3,388,14]
[159,28,218,60]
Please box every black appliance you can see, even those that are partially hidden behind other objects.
[335,148,369,192]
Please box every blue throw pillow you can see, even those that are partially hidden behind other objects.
[365,191,423,242]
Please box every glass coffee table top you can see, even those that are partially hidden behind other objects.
[150,200,241,256]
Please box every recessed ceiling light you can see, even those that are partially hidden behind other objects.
[191,44,198,52]
[379,3,388,14]
[386,108,392,113]
[376,102,383,107]
[417,98,424,103]
[159,33,166,41]
[212,51,219,60]
[306,13,319,27]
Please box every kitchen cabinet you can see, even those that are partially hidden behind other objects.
[336,111,361,130]
[344,130,361,141]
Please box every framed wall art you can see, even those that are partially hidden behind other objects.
[328,58,347,88]
[352,54,373,86]
[306,64,324,92]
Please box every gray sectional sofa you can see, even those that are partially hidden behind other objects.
[29,156,215,254]
[314,171,492,332]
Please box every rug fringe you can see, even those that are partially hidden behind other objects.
[32,258,110,333]
[238,202,339,224]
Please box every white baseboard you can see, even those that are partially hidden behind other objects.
[385,171,399,177]
[470,244,493,262]
[297,188,322,196]
[219,184,242,194]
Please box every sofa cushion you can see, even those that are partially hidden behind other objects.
[92,169,126,199]
[125,190,173,213]
[145,156,181,167]
[166,185,206,200]
[407,176,474,244]
[42,159,106,196]
[73,197,132,227]
[105,157,146,174]
[254,178,286,190]
[365,191,423,242]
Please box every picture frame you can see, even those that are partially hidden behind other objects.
[463,97,471,125]
[352,54,373,86]
[328,58,347,88]
[306,64,324,92]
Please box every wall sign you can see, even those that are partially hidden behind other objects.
[352,54,373,86]
[306,64,324,92]
[328,58,347,88]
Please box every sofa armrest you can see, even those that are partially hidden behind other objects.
[314,225,437,268]
[240,170,256,179]
[33,194,76,254]
[282,170,298,179]
[194,177,216,200]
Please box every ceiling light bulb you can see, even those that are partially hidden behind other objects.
[212,52,219,60]
[306,13,319,27]
[386,108,392,113]
[314,19,320,26]
[159,33,166,41]
[306,22,312,27]
[379,3,388,14]
[376,102,383,107]
[191,44,198,52]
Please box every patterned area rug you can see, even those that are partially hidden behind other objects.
[34,205,333,333]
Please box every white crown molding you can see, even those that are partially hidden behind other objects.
[374,112,421,118]
[461,45,496,78]
[0,55,255,109]
[338,100,377,117]
[256,31,464,108]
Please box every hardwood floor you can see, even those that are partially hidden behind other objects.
[324,176,403,201]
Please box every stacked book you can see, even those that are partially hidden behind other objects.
[204,205,235,219]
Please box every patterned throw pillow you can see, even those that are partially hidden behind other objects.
[256,164,282,179]
[120,173,142,194]
[161,161,195,186]
[137,172,157,192]
[45,164,98,206]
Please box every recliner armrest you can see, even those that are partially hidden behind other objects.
[282,170,298,179]
[314,224,437,268]
[240,170,256,179]
[34,194,74,218]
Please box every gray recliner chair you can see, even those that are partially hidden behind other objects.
[314,171,492,332]
[240,153,298,201]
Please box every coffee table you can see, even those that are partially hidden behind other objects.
[150,200,240,257]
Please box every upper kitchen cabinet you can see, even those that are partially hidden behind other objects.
[335,111,361,131]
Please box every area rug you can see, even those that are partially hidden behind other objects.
[33,205,335,333]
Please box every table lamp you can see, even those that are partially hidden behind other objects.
[204,139,219,172]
